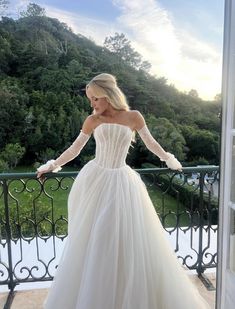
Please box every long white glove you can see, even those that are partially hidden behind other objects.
[137,125,182,171]
[37,131,91,173]
[164,153,182,171]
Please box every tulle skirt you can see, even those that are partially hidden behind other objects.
[44,160,210,309]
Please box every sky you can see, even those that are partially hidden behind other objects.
[10,0,224,100]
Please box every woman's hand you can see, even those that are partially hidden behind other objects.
[36,160,56,182]
[165,153,182,171]
[36,166,52,182]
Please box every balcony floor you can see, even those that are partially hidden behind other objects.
[0,272,216,309]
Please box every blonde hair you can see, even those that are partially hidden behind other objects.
[86,73,130,111]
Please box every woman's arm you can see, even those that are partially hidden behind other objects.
[133,111,182,171]
[37,116,95,179]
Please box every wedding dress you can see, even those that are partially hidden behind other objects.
[43,123,210,309]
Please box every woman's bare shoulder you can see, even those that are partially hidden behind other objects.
[128,110,146,131]
[81,115,99,135]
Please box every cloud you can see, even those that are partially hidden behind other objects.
[112,0,222,99]
[6,0,29,18]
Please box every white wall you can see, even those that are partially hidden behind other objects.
[217,1,235,308]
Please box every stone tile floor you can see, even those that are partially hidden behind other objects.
[0,273,216,309]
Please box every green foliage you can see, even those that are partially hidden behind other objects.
[0,143,25,169]
[0,79,28,149]
[188,89,199,98]
[0,34,12,73]
[0,13,221,168]
[104,32,151,72]
[20,3,46,18]
[147,116,186,160]
[180,125,219,164]
[0,158,8,171]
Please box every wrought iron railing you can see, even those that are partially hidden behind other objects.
[0,166,219,304]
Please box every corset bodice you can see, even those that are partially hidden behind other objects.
[93,123,133,169]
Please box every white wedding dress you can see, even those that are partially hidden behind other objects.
[44,123,210,309]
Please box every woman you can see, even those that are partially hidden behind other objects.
[37,73,210,309]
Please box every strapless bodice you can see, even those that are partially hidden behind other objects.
[93,123,133,169]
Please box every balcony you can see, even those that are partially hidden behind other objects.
[0,166,219,308]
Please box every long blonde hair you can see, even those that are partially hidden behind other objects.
[86,73,130,111]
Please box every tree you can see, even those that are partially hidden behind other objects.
[140,116,186,165]
[0,80,28,149]
[0,34,13,73]
[20,3,46,17]
[180,125,219,164]
[0,143,26,169]
[104,33,132,55]
[188,89,199,98]
[104,33,144,70]
[0,158,8,172]
[139,60,151,73]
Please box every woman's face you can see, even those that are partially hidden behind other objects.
[86,87,109,115]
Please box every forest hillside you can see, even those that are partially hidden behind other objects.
[0,4,221,170]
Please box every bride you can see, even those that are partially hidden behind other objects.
[37,73,210,309]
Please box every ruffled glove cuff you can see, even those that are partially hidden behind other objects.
[162,152,182,171]
[37,159,62,173]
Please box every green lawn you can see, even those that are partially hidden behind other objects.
[146,185,192,227]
